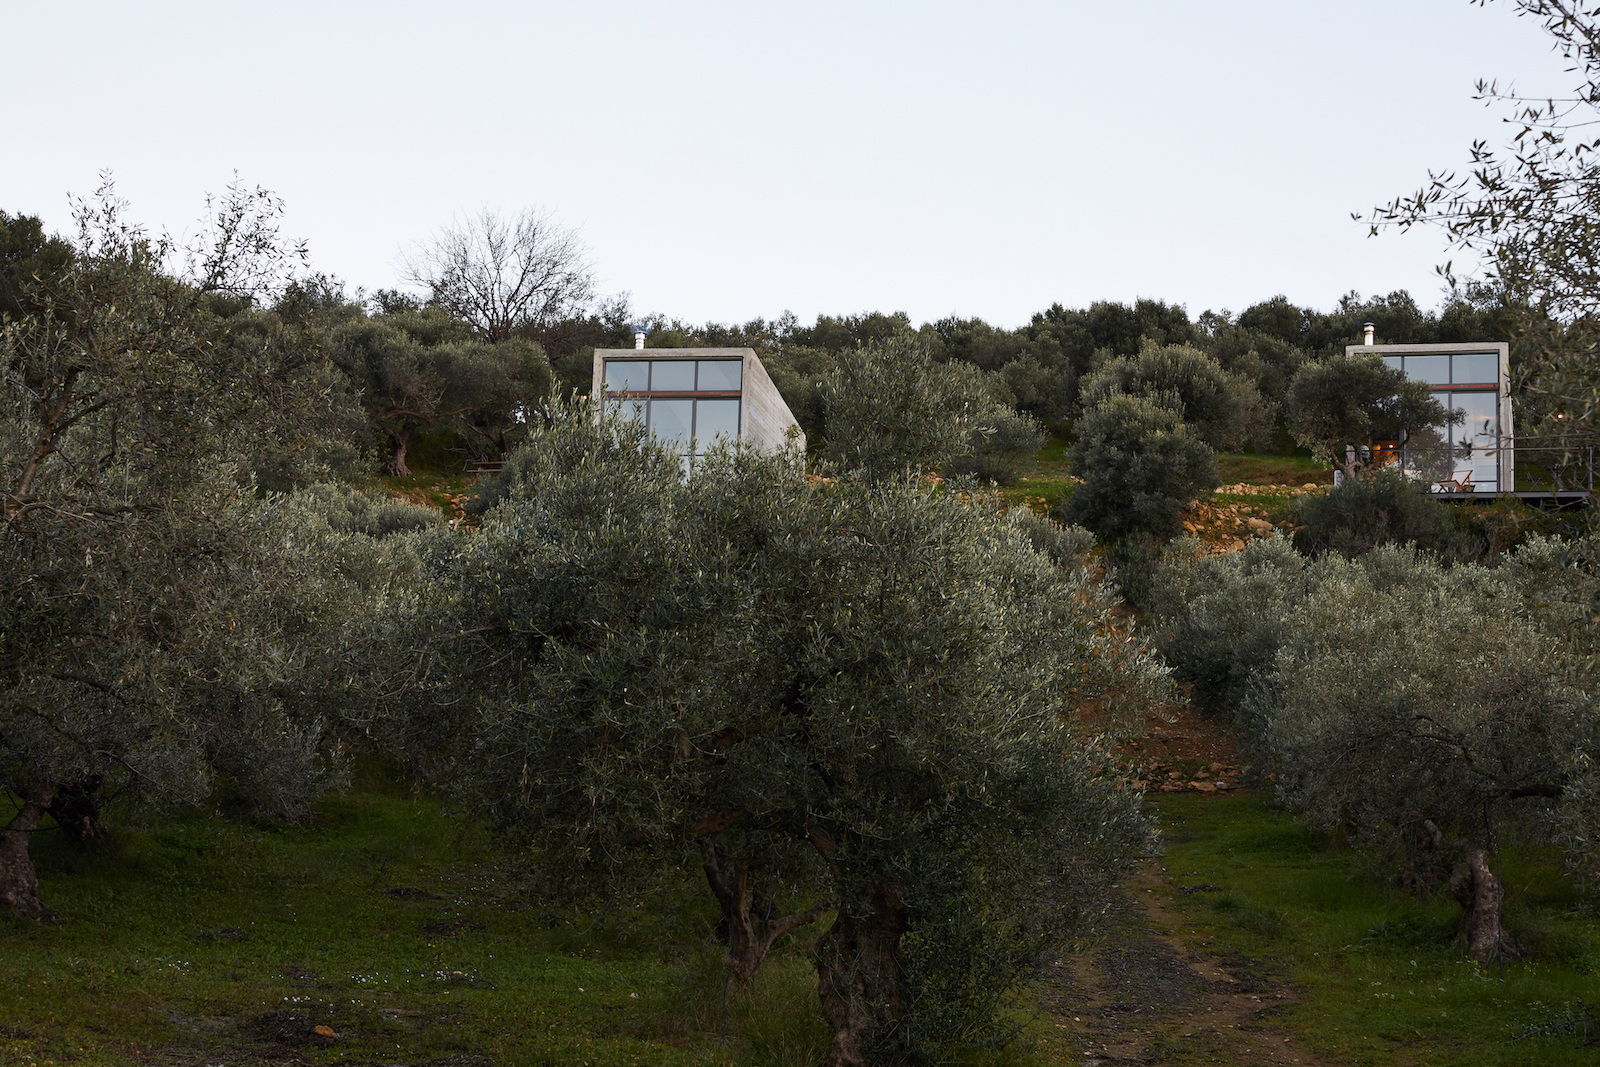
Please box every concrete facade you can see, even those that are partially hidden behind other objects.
[592,347,805,459]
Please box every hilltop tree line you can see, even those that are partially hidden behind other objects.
[7,187,1522,485]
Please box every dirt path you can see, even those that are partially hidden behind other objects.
[1037,852,1332,1066]
[1033,695,1334,1067]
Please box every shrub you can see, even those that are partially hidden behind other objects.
[819,335,1042,482]
[1063,394,1217,542]
[1147,533,1309,721]
[292,482,445,537]
[1007,508,1095,570]
[1291,467,1485,563]
[1078,341,1269,450]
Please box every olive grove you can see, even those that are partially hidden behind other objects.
[1150,535,1600,959]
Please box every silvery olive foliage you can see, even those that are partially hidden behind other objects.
[398,399,1166,1065]
[1154,533,1600,953]
[292,481,445,539]
[1246,547,1588,866]
[1062,393,1219,542]
[818,333,1043,483]
[1077,340,1270,451]
[1288,467,1488,563]
[1148,533,1311,724]
[0,183,372,918]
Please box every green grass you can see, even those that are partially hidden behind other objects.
[998,430,1077,514]
[1154,792,1600,1066]
[995,434,1332,516]
[14,773,1594,1065]
[1215,450,1331,486]
[0,777,833,1067]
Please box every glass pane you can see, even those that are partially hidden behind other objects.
[604,360,649,392]
[1405,355,1449,384]
[1451,391,1500,488]
[650,360,696,391]
[607,396,646,425]
[1382,356,1402,372]
[694,399,741,446]
[650,398,694,446]
[1453,352,1498,384]
[697,359,743,391]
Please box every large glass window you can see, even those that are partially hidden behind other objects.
[603,360,650,392]
[1452,352,1499,384]
[697,359,743,391]
[1385,352,1501,386]
[1383,351,1506,489]
[601,358,745,467]
[1406,354,1450,385]
[1447,390,1500,488]
[651,360,697,392]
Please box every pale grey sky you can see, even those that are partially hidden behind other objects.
[0,0,1572,327]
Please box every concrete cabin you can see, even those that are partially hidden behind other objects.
[592,347,804,472]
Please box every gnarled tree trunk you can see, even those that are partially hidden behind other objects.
[699,834,832,984]
[813,875,907,1067]
[1450,847,1521,961]
[383,425,413,477]
[1,781,56,921]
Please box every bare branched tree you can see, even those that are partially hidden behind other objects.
[401,207,594,343]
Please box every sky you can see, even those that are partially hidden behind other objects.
[0,1,1576,329]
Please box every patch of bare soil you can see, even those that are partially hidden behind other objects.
[1040,700,1325,1065]
[1120,702,1252,796]
[1040,858,1328,1066]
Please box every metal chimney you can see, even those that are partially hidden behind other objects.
[1362,321,1376,346]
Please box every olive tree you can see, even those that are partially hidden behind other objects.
[1251,546,1591,959]
[1284,354,1458,482]
[1078,340,1269,451]
[403,401,1166,1065]
[329,310,553,474]
[0,183,362,919]
[1063,393,1218,542]
[819,333,1042,482]
[1154,535,1600,960]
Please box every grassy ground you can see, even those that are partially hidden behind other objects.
[998,431,1077,515]
[1,769,833,1067]
[9,776,1595,1066]
[995,432,1333,519]
[1146,791,1600,1067]
[1215,451,1330,488]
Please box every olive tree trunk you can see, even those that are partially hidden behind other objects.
[813,875,908,1067]
[699,834,832,984]
[1450,847,1521,961]
[0,782,55,921]
[383,425,414,477]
